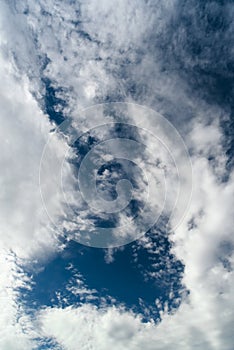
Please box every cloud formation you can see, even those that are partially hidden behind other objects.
[0,0,233,349]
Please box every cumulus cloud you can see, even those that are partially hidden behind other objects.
[0,251,36,350]
[0,0,233,349]
[0,10,73,347]
[0,45,66,259]
[37,121,234,350]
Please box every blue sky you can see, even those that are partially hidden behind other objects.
[0,0,234,349]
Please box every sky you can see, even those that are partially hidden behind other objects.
[0,0,234,349]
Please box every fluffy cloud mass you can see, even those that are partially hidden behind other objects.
[37,122,234,350]
[0,0,233,349]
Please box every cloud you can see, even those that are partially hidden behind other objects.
[165,0,234,81]
[0,43,66,259]
[0,251,36,350]
[0,0,233,349]
[38,304,155,350]
[37,120,234,350]
[35,115,234,350]
[36,114,234,349]
[0,14,72,347]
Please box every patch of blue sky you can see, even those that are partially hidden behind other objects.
[22,229,184,323]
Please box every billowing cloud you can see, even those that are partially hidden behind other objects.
[0,0,233,349]
[0,13,71,347]
[37,120,234,350]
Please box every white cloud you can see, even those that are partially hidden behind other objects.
[0,251,36,350]
[0,15,72,348]
[0,47,66,259]
[38,304,155,350]
[0,1,233,349]
[37,118,234,350]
